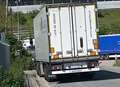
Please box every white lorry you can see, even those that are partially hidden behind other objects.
[34,3,100,81]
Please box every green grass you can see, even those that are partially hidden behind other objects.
[99,9,120,34]
[0,57,32,87]
[114,60,120,66]
[99,9,120,25]
[9,57,32,79]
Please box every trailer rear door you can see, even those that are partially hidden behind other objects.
[72,5,97,57]
[48,7,73,58]
[48,5,98,59]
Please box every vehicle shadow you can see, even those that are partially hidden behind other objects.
[56,70,120,83]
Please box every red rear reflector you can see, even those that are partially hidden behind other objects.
[52,54,59,59]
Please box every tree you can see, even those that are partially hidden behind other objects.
[0,1,6,32]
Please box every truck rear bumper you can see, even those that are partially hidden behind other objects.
[52,67,100,75]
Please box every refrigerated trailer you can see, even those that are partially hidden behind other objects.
[34,3,100,81]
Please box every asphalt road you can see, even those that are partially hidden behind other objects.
[50,61,120,87]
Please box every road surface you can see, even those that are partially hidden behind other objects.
[50,60,120,87]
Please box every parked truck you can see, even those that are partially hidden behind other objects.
[99,34,120,59]
[34,3,100,81]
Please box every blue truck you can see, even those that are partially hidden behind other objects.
[98,34,120,59]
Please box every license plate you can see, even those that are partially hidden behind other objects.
[64,62,87,69]
[70,65,87,68]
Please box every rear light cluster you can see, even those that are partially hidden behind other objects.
[50,47,63,59]
[51,61,99,71]
[51,65,62,71]
[87,61,98,68]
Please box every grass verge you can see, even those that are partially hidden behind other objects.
[114,60,120,67]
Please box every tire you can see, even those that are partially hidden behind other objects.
[36,62,41,75]
[44,73,51,81]
[43,63,57,82]
[36,62,44,77]
[44,63,53,82]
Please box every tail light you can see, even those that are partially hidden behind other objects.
[52,65,62,70]
[50,47,59,59]
[88,62,98,68]
[90,51,97,56]
[52,54,59,59]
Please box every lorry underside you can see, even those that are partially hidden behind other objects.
[36,56,100,81]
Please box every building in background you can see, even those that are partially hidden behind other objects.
[9,0,96,13]
[8,0,97,6]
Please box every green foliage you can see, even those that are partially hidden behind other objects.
[0,3,37,87]
[20,15,27,25]
[0,1,6,32]
[8,11,39,39]
[99,24,120,35]
[0,33,33,87]
[0,57,32,87]
[0,6,39,38]
[6,34,22,59]
[6,33,31,59]
[98,11,104,18]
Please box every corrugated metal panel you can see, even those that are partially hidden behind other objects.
[0,41,10,69]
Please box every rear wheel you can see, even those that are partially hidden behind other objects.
[44,72,51,81]
[44,74,56,82]
[44,63,56,82]
[36,62,44,76]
